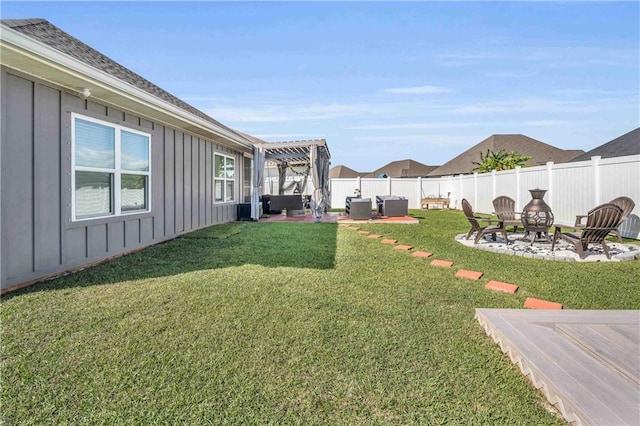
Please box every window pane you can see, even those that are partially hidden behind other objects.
[75,171,112,217]
[214,179,224,202]
[75,118,115,168]
[215,155,225,178]
[121,131,149,171]
[121,174,147,211]
[243,157,252,203]
[225,157,235,179]
[225,181,234,202]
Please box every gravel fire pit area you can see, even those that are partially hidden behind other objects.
[456,232,640,262]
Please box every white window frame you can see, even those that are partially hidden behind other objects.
[214,153,236,203]
[71,113,152,221]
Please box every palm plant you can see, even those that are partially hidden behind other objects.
[472,149,531,173]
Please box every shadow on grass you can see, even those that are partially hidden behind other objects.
[3,222,338,298]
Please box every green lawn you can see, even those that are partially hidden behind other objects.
[2,210,638,424]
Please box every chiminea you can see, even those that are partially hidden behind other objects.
[521,189,554,245]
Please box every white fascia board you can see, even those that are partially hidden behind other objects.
[254,139,327,150]
[0,25,254,150]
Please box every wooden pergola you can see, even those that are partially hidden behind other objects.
[254,139,330,194]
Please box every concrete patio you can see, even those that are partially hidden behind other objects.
[258,211,419,224]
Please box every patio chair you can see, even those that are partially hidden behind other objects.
[462,198,509,244]
[553,203,623,259]
[492,195,521,232]
[574,196,635,243]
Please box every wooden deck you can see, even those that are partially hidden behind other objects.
[476,309,640,425]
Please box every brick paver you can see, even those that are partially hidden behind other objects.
[524,297,563,310]
[455,270,484,280]
[412,251,433,258]
[485,280,519,294]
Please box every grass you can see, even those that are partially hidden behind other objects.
[2,210,638,424]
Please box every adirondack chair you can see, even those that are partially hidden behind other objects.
[608,196,635,242]
[553,203,623,259]
[574,196,635,243]
[462,198,509,244]
[492,195,521,232]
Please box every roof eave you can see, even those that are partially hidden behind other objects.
[0,25,253,151]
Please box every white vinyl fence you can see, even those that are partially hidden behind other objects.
[329,155,640,239]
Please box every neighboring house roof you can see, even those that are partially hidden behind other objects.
[569,128,640,162]
[329,165,366,178]
[366,159,439,178]
[427,134,584,177]
[0,18,253,149]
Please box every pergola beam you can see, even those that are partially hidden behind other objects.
[265,152,308,160]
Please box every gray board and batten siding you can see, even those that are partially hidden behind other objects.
[1,68,243,291]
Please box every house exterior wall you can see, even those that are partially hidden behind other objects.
[1,68,244,291]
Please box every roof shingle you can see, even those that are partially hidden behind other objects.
[366,159,439,178]
[569,128,640,162]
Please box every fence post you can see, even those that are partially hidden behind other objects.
[546,161,554,208]
[447,176,455,208]
[387,176,392,195]
[417,177,423,208]
[356,176,361,195]
[491,170,497,201]
[515,166,521,209]
[458,174,463,210]
[592,156,601,205]
[473,172,478,209]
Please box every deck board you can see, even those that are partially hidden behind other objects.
[476,309,640,425]
[556,323,639,385]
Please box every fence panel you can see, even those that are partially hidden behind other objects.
[330,178,359,208]
[420,178,452,198]
[360,179,389,202]
[390,178,420,208]
[456,175,476,211]
[599,156,640,239]
[599,156,640,201]
[494,169,518,203]
[475,174,494,213]
[551,161,594,226]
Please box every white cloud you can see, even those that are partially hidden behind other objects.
[550,89,630,97]
[521,120,570,127]
[436,52,503,66]
[349,122,482,131]
[437,47,638,70]
[452,98,601,114]
[351,134,476,147]
[206,102,370,123]
[384,85,451,95]
[254,133,317,141]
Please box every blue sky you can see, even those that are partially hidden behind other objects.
[2,1,638,171]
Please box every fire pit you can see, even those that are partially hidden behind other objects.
[521,189,554,245]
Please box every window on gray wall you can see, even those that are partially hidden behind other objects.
[243,156,252,203]
[72,114,151,220]
[214,153,235,203]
